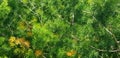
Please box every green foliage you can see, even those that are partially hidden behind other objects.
[0,0,11,19]
[0,37,5,45]
[0,0,120,58]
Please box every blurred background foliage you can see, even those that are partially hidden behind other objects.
[0,0,120,58]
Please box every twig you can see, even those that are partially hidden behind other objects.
[90,46,120,52]
[71,35,80,41]
[103,27,119,45]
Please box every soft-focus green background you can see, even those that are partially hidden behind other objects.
[0,0,120,58]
